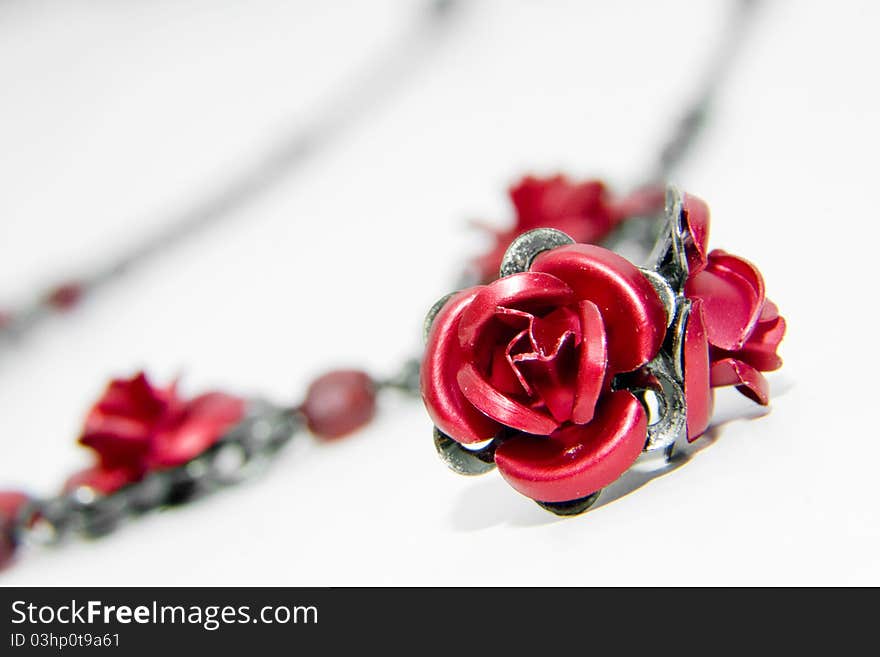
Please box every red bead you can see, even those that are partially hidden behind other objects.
[301,370,376,440]
[0,491,29,570]
[46,281,83,310]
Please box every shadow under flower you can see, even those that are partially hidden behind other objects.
[449,380,791,532]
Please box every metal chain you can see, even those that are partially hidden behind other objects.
[13,402,300,546]
[0,0,458,343]
[602,0,762,265]
[646,0,761,185]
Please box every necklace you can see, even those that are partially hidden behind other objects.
[0,0,783,569]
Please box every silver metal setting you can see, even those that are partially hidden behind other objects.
[624,187,693,453]
[433,428,496,476]
[423,292,455,343]
[627,350,687,453]
[498,228,575,278]
[638,267,676,328]
[536,493,601,516]
[648,187,689,293]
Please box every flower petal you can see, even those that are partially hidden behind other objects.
[722,315,786,372]
[710,358,770,405]
[760,299,779,322]
[489,339,529,395]
[458,272,576,355]
[685,250,766,351]
[571,300,607,424]
[457,363,559,435]
[186,392,246,425]
[421,289,503,444]
[82,415,153,443]
[149,392,246,468]
[510,176,608,231]
[94,372,174,420]
[682,193,710,274]
[79,372,181,469]
[528,306,582,357]
[684,300,713,442]
[79,418,153,470]
[530,244,666,374]
[514,338,577,424]
[494,390,647,503]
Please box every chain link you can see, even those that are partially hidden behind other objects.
[12,402,300,546]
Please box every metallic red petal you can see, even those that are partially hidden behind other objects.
[685,250,766,351]
[82,415,153,443]
[515,339,577,424]
[93,372,174,419]
[710,358,770,405]
[421,289,502,444]
[79,419,152,470]
[720,315,786,372]
[760,299,779,322]
[150,392,246,467]
[457,362,559,435]
[494,390,648,503]
[684,300,713,442]
[682,193,710,274]
[472,177,619,283]
[79,373,177,471]
[506,306,583,424]
[571,300,607,425]
[458,272,576,355]
[489,340,528,395]
[528,306,582,357]
[510,176,608,230]
[530,244,666,374]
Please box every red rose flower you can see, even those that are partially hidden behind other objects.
[675,194,786,442]
[471,176,669,283]
[423,243,667,503]
[65,372,245,494]
[685,250,786,407]
[471,176,618,283]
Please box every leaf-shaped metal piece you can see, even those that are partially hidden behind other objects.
[536,491,602,516]
[647,186,689,293]
[499,228,575,278]
[433,427,496,476]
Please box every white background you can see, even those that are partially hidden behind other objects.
[0,0,876,586]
